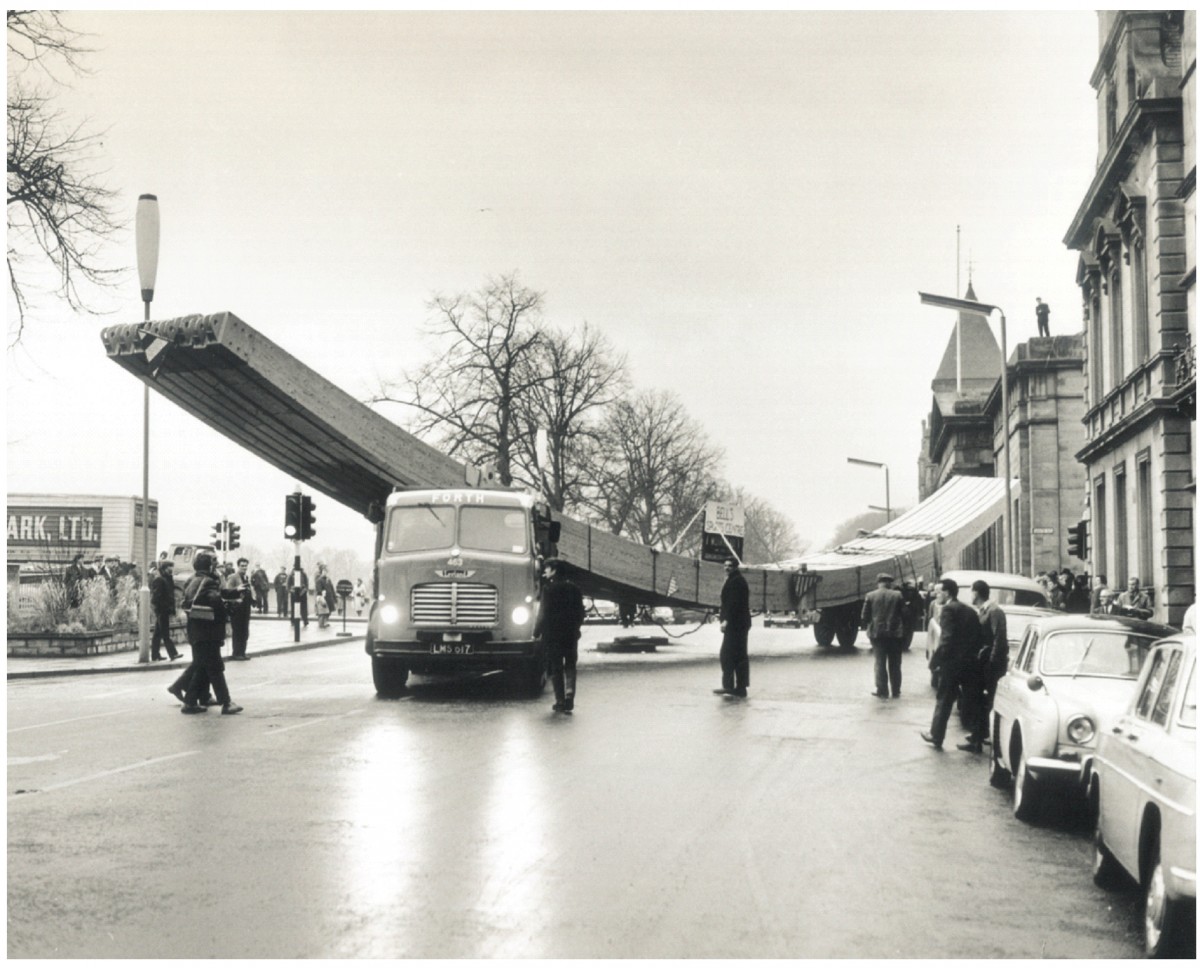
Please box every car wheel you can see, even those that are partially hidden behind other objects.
[372,656,409,697]
[988,718,1010,789]
[1144,838,1195,958]
[1091,791,1125,890]
[1012,746,1041,823]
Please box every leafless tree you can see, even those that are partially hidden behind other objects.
[717,485,809,565]
[7,10,122,344]
[371,273,546,486]
[509,322,628,512]
[580,388,724,548]
[823,508,903,551]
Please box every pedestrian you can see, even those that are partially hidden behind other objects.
[64,552,88,608]
[1090,573,1109,612]
[98,556,121,598]
[353,577,369,616]
[861,572,905,699]
[150,559,182,661]
[1118,576,1154,620]
[314,564,335,629]
[921,576,984,752]
[534,557,586,713]
[898,578,923,651]
[251,563,270,614]
[1064,573,1091,614]
[224,557,254,660]
[1096,588,1122,615]
[273,566,289,617]
[290,563,310,627]
[972,579,1008,749]
[1035,297,1050,337]
[714,556,752,699]
[176,551,242,715]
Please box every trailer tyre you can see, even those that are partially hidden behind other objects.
[372,656,409,697]
[836,621,859,649]
[813,620,836,647]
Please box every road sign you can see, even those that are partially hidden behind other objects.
[336,579,353,598]
[702,501,745,563]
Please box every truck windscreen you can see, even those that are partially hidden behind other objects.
[386,505,455,553]
[459,506,528,554]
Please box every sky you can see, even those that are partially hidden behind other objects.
[6,9,1103,564]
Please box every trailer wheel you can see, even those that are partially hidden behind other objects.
[813,619,836,647]
[372,656,409,697]
[836,621,859,648]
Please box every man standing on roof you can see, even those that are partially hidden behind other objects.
[1035,297,1050,337]
[861,572,905,699]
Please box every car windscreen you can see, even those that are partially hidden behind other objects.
[958,586,1048,608]
[1038,630,1155,679]
[385,505,455,553]
[459,506,527,554]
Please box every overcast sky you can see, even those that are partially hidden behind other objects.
[7,9,1102,563]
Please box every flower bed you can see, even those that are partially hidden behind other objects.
[7,620,188,657]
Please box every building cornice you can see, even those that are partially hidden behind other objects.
[1064,96,1183,249]
[1075,397,1180,464]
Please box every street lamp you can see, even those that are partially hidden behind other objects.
[135,194,160,664]
[847,457,890,522]
[918,289,1013,572]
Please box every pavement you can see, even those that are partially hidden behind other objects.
[6,614,369,680]
[7,615,907,680]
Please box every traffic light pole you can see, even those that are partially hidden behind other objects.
[292,540,303,643]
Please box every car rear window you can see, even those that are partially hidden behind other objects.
[956,585,1048,608]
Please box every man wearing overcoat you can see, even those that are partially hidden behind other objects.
[861,572,905,699]
[715,557,752,699]
[921,576,984,751]
[534,558,586,713]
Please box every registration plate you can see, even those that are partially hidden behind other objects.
[431,643,472,655]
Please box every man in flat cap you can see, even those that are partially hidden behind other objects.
[861,572,905,698]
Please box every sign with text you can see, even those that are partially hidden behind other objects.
[702,501,745,563]
[7,507,104,549]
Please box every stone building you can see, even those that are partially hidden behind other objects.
[1064,10,1195,627]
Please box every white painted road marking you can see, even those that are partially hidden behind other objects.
[8,709,126,734]
[11,750,201,797]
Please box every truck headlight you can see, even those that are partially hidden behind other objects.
[1067,715,1095,745]
[380,604,401,625]
[511,605,531,625]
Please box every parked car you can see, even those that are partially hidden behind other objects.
[990,613,1178,823]
[926,570,1054,686]
[1089,633,1195,959]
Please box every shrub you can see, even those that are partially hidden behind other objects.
[6,574,142,634]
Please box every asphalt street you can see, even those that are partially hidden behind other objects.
[8,624,1146,958]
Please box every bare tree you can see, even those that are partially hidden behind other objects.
[372,273,546,486]
[823,509,896,551]
[717,485,809,565]
[508,322,628,512]
[7,11,122,344]
[581,388,724,548]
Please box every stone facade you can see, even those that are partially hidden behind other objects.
[1065,10,1196,627]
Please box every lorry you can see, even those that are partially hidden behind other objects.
[367,488,560,696]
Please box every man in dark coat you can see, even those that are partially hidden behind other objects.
[972,579,1008,750]
[861,572,905,699]
[534,558,586,713]
[178,552,242,715]
[224,557,254,660]
[150,560,182,661]
[251,564,270,614]
[898,578,923,651]
[714,557,752,699]
[921,576,983,751]
[273,567,289,617]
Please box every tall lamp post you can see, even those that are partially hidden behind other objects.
[918,290,1012,572]
[847,457,890,522]
[135,194,160,664]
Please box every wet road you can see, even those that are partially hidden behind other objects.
[8,626,1145,958]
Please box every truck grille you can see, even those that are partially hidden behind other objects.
[410,582,498,627]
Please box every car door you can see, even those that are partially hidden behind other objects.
[1103,646,1173,871]
[1133,648,1190,875]
[995,627,1037,770]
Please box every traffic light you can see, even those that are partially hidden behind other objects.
[211,520,226,551]
[227,522,241,551]
[300,495,316,541]
[285,493,302,539]
[1067,520,1088,560]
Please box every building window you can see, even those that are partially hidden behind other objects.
[1137,455,1153,586]
[1094,475,1108,581]
[1105,80,1118,147]
[1132,242,1150,363]
[1091,297,1104,401]
[1114,465,1128,587]
[1110,269,1125,387]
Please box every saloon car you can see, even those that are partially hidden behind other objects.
[1089,633,1195,959]
[990,613,1178,823]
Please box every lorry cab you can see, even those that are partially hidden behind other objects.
[366,488,558,697]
